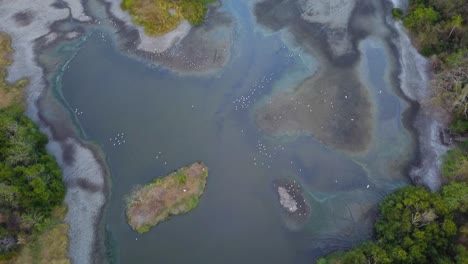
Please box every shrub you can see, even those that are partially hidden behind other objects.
[392,8,403,20]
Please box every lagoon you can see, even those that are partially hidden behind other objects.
[49,0,416,263]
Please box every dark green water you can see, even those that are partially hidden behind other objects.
[53,1,414,263]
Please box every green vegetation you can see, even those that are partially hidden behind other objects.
[401,0,467,57]
[400,1,467,123]
[319,2,468,262]
[0,33,27,108]
[0,32,67,262]
[6,206,70,264]
[176,172,187,184]
[391,8,403,20]
[126,163,208,233]
[319,184,468,264]
[120,0,216,36]
[0,105,66,259]
[441,141,468,182]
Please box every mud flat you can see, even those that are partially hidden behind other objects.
[126,163,208,233]
[274,178,311,231]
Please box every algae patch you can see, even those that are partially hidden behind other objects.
[125,163,208,233]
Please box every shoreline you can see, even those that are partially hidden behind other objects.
[36,25,109,264]
[389,0,449,190]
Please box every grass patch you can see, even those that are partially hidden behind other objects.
[120,0,216,36]
[1,206,70,264]
[126,162,208,233]
[0,32,27,109]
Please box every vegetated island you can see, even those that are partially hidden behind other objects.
[120,0,216,36]
[126,162,208,233]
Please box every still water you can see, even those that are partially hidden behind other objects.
[55,0,414,263]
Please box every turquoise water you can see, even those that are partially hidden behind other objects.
[49,1,414,263]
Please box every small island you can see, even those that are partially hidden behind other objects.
[120,0,216,36]
[274,178,311,230]
[125,162,208,233]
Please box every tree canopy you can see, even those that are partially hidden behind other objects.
[399,0,468,57]
[319,184,468,264]
[0,106,65,255]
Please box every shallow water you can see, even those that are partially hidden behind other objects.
[49,0,415,263]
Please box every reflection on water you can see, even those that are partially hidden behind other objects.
[46,0,415,263]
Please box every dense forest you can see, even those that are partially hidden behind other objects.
[319,0,468,263]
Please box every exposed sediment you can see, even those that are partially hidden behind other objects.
[274,178,311,230]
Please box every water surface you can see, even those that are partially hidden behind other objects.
[53,1,414,262]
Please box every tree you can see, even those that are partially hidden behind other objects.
[403,7,439,32]
[375,187,456,263]
[441,182,468,213]
[0,106,65,255]
[318,186,461,263]
[432,54,468,118]
[448,15,464,38]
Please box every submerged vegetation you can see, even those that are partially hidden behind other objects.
[126,162,208,233]
[319,1,468,263]
[120,0,216,36]
[0,32,67,262]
